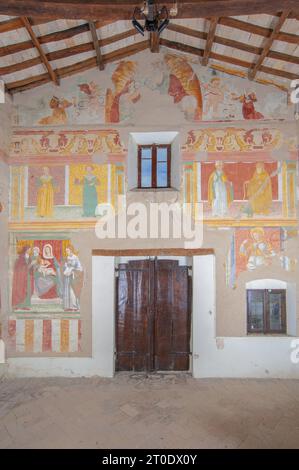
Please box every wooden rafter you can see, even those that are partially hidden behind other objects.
[0,29,138,75]
[0,21,133,58]
[160,38,299,80]
[6,40,149,94]
[202,16,218,66]
[20,16,59,85]
[0,16,50,33]
[248,10,291,80]
[218,16,299,44]
[0,23,299,75]
[167,23,299,65]
[0,7,297,94]
[88,21,105,71]
[0,0,299,20]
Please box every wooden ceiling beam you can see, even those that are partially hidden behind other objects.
[167,23,299,65]
[0,16,51,33]
[202,17,219,66]
[248,10,291,80]
[1,20,298,79]
[0,20,118,57]
[0,28,139,75]
[20,16,59,85]
[6,40,148,93]
[88,20,104,70]
[160,38,299,80]
[0,1,298,20]
[150,32,160,53]
[218,16,299,44]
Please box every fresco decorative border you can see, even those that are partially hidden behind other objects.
[8,218,298,232]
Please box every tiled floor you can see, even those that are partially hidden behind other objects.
[0,373,299,449]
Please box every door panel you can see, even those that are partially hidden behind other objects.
[155,260,191,371]
[116,260,151,371]
[115,259,191,372]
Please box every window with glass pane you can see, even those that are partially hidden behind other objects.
[138,144,170,189]
[247,289,286,334]
[268,292,285,331]
[247,290,264,332]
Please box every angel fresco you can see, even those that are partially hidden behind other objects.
[105,61,141,123]
[38,96,73,125]
[203,77,227,119]
[77,81,103,117]
[164,54,203,121]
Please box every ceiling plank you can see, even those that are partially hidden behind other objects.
[20,16,59,85]
[218,16,299,44]
[0,17,23,33]
[248,11,291,80]
[167,23,299,65]
[6,40,149,93]
[0,16,50,33]
[0,28,139,75]
[0,0,298,20]
[0,20,118,57]
[160,38,299,80]
[0,57,41,75]
[202,17,219,66]
[88,20,104,70]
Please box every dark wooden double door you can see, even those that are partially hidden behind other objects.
[116,259,192,372]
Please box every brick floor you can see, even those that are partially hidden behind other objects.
[0,373,299,449]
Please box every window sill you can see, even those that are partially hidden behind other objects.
[129,187,179,192]
[247,333,288,337]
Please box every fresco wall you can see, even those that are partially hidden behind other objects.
[0,95,13,347]
[5,50,299,356]
[13,51,292,126]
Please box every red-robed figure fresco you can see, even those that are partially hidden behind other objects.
[12,246,34,309]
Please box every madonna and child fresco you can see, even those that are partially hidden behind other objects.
[11,241,83,313]
[13,51,289,126]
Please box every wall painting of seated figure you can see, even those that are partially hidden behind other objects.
[11,239,83,314]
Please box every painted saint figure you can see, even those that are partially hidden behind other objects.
[63,246,83,311]
[12,246,34,310]
[208,161,233,217]
[36,167,57,218]
[240,227,276,271]
[243,162,273,216]
[75,166,99,217]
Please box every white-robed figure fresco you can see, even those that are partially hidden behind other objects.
[208,161,234,217]
[63,246,84,311]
